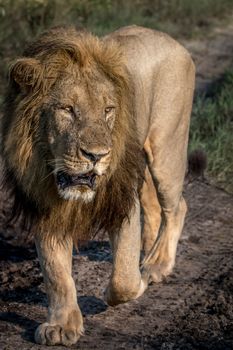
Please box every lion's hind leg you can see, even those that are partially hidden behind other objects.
[140,165,161,255]
[141,189,187,282]
[141,53,194,282]
[142,135,188,282]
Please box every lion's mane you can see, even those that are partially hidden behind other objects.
[1,27,144,241]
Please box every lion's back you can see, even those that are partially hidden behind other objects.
[104,25,195,145]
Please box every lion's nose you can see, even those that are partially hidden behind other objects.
[80,147,110,163]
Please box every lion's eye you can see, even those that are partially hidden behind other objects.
[105,106,115,114]
[105,106,115,129]
[62,106,73,113]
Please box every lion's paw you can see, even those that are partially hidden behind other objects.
[142,261,174,283]
[104,278,148,306]
[35,322,83,346]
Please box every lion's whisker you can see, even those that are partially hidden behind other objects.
[39,169,57,183]
[39,165,68,183]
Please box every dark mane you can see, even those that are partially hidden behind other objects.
[1,26,144,242]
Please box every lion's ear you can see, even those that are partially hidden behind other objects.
[9,58,43,91]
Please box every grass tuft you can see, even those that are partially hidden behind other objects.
[190,68,233,193]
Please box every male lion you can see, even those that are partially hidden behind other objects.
[1,25,195,346]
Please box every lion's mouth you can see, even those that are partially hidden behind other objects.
[56,171,97,190]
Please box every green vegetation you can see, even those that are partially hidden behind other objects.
[0,0,233,39]
[0,0,232,96]
[190,69,233,193]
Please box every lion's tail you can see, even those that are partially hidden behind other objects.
[186,149,207,180]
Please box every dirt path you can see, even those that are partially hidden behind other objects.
[182,21,233,92]
[0,181,232,349]
[0,24,233,350]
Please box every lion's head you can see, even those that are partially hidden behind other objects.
[1,27,143,239]
[43,74,115,203]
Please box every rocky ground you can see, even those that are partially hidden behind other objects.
[0,24,233,350]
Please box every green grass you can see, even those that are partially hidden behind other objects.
[190,68,233,193]
[0,0,232,38]
[0,0,232,97]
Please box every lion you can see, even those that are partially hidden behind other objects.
[1,25,195,346]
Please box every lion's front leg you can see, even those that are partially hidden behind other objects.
[105,197,148,306]
[34,236,83,346]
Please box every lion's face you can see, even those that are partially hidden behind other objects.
[42,73,117,202]
[2,28,142,237]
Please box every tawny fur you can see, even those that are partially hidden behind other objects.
[1,27,144,242]
[0,25,195,347]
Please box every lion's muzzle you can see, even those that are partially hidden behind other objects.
[56,171,97,190]
[80,147,110,164]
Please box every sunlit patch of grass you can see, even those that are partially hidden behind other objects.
[190,68,233,193]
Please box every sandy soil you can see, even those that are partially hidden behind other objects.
[0,24,233,350]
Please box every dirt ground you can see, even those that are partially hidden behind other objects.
[182,20,233,92]
[0,25,233,350]
[0,181,232,350]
